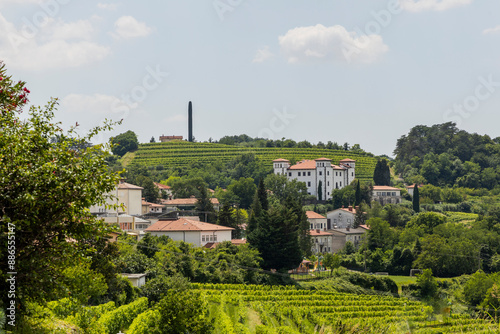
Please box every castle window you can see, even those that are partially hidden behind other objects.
[298,172,301,176]
[308,172,311,176]
[327,171,330,175]
[308,182,311,187]
[319,171,322,176]
[289,172,292,177]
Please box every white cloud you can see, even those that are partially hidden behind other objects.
[111,16,152,39]
[483,25,500,35]
[0,14,110,70]
[252,46,274,63]
[399,0,473,12]
[61,93,127,115]
[97,3,119,10]
[279,24,388,64]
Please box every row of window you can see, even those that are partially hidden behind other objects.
[202,234,217,242]
[289,171,346,177]
[376,192,399,197]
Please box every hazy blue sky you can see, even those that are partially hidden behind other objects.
[1,0,500,156]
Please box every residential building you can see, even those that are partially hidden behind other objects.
[306,211,328,231]
[121,273,147,288]
[326,206,360,229]
[406,184,422,197]
[273,157,355,200]
[329,227,367,252]
[144,218,233,247]
[90,180,143,216]
[372,186,402,205]
[310,229,333,254]
[159,135,183,142]
[160,197,220,211]
[154,182,173,199]
[141,199,165,214]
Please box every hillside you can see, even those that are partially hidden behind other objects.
[124,141,378,182]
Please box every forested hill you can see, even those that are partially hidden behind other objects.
[394,122,500,188]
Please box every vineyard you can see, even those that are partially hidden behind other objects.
[124,141,378,181]
[39,284,500,333]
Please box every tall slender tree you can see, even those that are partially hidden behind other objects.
[355,180,362,206]
[373,159,391,186]
[195,186,217,223]
[413,184,420,213]
[318,180,323,201]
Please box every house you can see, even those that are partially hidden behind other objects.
[159,135,183,142]
[160,197,220,211]
[121,273,147,288]
[306,211,328,231]
[273,158,355,201]
[90,179,143,216]
[141,199,165,214]
[372,186,402,205]
[326,206,360,229]
[144,218,233,247]
[329,227,367,252]
[310,229,334,254]
[154,182,173,199]
[406,184,422,197]
[100,214,151,232]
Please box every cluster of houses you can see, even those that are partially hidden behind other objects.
[94,157,409,260]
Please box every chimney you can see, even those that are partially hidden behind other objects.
[346,227,350,231]
[188,101,193,142]
[348,206,353,212]
[316,229,320,233]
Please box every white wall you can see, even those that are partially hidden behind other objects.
[326,210,355,229]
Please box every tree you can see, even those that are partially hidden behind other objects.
[318,180,323,201]
[323,253,341,276]
[150,136,156,143]
[195,185,217,223]
[225,177,257,209]
[355,180,362,206]
[110,130,139,157]
[373,159,391,186]
[354,208,366,228]
[217,201,241,238]
[264,173,308,204]
[135,175,158,203]
[171,177,206,198]
[413,184,420,213]
[416,269,438,298]
[0,63,120,314]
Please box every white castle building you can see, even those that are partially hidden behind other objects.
[273,158,356,200]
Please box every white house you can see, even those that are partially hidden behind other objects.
[141,199,165,214]
[90,180,143,216]
[273,158,355,201]
[326,206,360,229]
[160,197,220,212]
[144,218,233,247]
[154,182,173,199]
[329,227,367,252]
[121,273,147,288]
[306,211,328,231]
[310,229,334,254]
[372,186,402,205]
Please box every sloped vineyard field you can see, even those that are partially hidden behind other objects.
[127,141,378,181]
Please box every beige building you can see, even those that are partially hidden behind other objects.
[330,227,367,252]
[372,186,402,205]
[141,199,165,214]
[90,180,143,216]
[154,182,173,199]
[310,229,333,254]
[160,197,220,211]
[306,211,328,231]
[145,218,233,247]
[326,206,360,229]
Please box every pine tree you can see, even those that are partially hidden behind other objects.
[412,184,420,213]
[318,180,323,201]
[247,182,268,250]
[257,179,268,211]
[195,186,217,223]
[355,180,361,206]
[354,208,366,228]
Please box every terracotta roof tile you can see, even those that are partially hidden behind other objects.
[372,186,401,191]
[309,230,333,236]
[315,157,332,161]
[288,160,317,170]
[162,198,219,205]
[154,182,171,190]
[145,218,233,232]
[118,182,143,190]
[306,211,326,219]
[273,158,290,162]
[339,158,356,162]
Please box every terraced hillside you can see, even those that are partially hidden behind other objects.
[126,141,378,181]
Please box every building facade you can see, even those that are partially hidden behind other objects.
[372,186,402,205]
[273,158,355,200]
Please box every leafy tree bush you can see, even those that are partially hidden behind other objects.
[111,130,139,157]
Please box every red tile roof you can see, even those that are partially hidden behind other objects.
[331,164,345,170]
[142,200,165,208]
[162,198,219,206]
[309,230,333,236]
[145,218,233,232]
[288,160,317,170]
[273,158,290,162]
[359,224,370,230]
[372,186,401,191]
[315,157,332,161]
[231,239,247,245]
[306,211,326,219]
[154,182,171,190]
[339,158,356,162]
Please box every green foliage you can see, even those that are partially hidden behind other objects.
[323,253,341,276]
[156,290,213,334]
[46,298,81,319]
[170,176,206,198]
[318,180,323,201]
[373,159,391,186]
[97,297,148,334]
[415,269,438,298]
[111,130,139,157]
[224,177,257,209]
[140,274,190,305]
[366,218,395,250]
[196,183,217,223]
[407,212,446,234]
[134,175,158,203]
[412,184,420,212]
[264,173,308,204]
[0,64,121,313]
[127,309,161,334]
[61,261,108,305]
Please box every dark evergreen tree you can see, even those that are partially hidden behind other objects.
[150,136,156,143]
[247,182,268,250]
[289,196,312,258]
[257,179,268,211]
[136,175,159,203]
[195,186,217,223]
[355,180,362,206]
[373,159,391,186]
[318,180,323,201]
[354,208,366,228]
[217,201,240,239]
[413,184,420,213]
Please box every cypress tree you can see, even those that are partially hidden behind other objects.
[289,196,312,258]
[318,180,323,201]
[355,180,361,206]
[257,179,268,211]
[195,186,216,223]
[412,184,420,213]
[373,159,391,186]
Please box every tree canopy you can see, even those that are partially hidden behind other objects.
[111,130,139,157]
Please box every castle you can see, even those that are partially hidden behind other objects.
[273,158,356,200]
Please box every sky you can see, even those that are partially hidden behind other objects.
[1,0,500,157]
